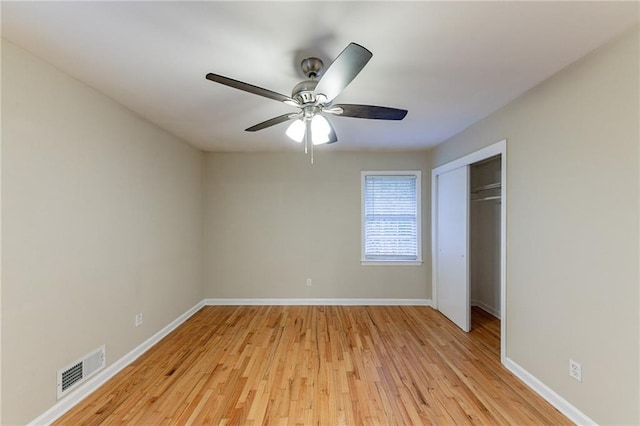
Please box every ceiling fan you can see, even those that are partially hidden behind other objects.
[205,42,407,160]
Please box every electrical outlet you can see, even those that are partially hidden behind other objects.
[306,278,312,287]
[569,359,582,382]
[135,313,143,327]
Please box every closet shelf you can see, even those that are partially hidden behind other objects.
[471,182,501,193]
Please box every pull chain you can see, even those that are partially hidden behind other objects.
[304,118,310,154]
[304,130,308,154]
[303,117,315,164]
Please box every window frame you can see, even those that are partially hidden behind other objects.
[361,170,423,266]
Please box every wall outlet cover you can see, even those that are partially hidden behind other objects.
[569,359,582,382]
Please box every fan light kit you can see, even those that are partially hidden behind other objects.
[206,43,407,163]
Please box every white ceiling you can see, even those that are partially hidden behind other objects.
[2,1,638,152]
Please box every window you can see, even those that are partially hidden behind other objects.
[361,171,422,264]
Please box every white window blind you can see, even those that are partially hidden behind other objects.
[362,172,421,262]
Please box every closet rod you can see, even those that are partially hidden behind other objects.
[471,182,501,193]
[472,195,501,202]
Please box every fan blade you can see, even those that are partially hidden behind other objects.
[206,73,299,106]
[314,43,372,102]
[326,104,408,120]
[245,113,300,132]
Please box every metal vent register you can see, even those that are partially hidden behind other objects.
[57,345,105,399]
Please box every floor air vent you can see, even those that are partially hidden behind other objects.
[57,345,106,399]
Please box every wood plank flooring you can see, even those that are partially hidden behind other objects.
[55,306,570,425]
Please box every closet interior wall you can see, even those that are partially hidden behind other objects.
[470,156,502,319]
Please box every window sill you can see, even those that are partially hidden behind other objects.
[361,260,424,266]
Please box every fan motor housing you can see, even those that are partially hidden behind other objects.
[292,80,318,105]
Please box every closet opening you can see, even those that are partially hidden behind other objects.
[470,155,502,356]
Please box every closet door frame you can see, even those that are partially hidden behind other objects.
[431,139,507,362]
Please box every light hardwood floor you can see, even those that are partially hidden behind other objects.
[56,306,570,425]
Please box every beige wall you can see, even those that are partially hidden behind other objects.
[204,151,431,300]
[1,40,205,424]
[433,27,639,424]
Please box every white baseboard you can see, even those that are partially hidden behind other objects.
[203,298,432,306]
[29,300,205,426]
[503,357,596,425]
[471,299,501,319]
